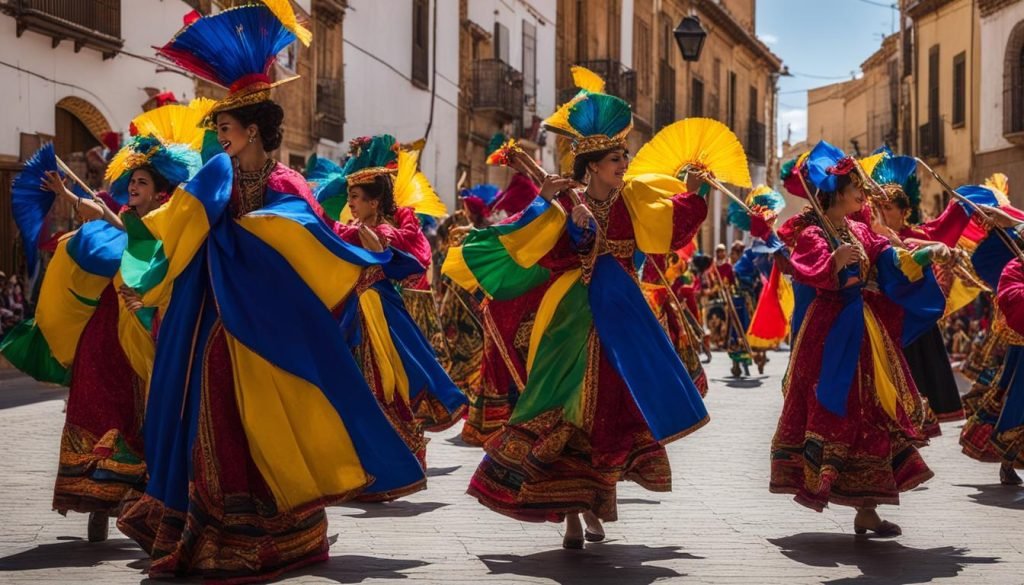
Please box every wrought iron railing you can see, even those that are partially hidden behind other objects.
[5,0,123,57]
[472,59,524,119]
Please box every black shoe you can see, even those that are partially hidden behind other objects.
[87,512,109,543]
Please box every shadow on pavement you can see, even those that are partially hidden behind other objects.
[0,537,145,570]
[478,543,700,585]
[444,435,477,448]
[618,498,661,505]
[712,376,767,389]
[425,465,461,477]
[0,375,67,410]
[769,532,999,585]
[295,555,429,584]
[338,501,449,519]
[956,483,1024,510]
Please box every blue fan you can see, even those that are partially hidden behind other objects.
[11,144,87,276]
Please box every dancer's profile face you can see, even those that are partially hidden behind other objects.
[128,169,160,215]
[348,185,378,221]
[214,113,254,158]
[837,182,865,214]
[878,200,907,230]
[588,148,629,189]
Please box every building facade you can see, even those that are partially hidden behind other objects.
[975,0,1024,207]
[457,0,558,190]
[343,0,461,207]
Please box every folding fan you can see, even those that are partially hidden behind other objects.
[625,118,752,189]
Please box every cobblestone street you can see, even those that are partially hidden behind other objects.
[1,353,1022,584]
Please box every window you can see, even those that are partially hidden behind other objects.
[523,21,537,109]
[635,20,652,95]
[749,85,759,122]
[659,13,673,63]
[691,77,704,117]
[494,23,510,63]
[411,0,430,87]
[1004,21,1024,136]
[952,51,966,127]
[727,71,737,128]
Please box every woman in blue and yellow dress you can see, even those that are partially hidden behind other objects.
[113,3,425,581]
[2,122,203,542]
[444,90,711,548]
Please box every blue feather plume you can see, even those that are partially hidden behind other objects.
[567,94,632,141]
[871,155,921,223]
[158,5,297,88]
[460,184,501,206]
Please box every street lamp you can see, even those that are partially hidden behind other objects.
[673,15,707,62]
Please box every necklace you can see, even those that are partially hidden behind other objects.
[233,157,275,217]
[584,188,619,229]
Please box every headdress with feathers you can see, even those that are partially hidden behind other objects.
[542,66,631,157]
[727,185,787,231]
[156,0,312,118]
[870,155,921,223]
[104,135,203,204]
[806,140,857,193]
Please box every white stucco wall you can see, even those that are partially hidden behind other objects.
[978,2,1024,153]
[344,0,461,207]
[0,0,198,158]
[465,0,557,172]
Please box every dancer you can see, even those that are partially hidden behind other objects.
[319,134,466,482]
[445,91,712,548]
[770,140,948,537]
[114,4,425,581]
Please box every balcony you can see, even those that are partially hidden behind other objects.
[315,77,344,143]
[746,120,766,164]
[577,59,637,107]
[472,59,524,120]
[918,120,945,163]
[3,0,123,59]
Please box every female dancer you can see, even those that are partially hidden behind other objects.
[770,140,948,537]
[2,129,201,541]
[444,91,709,548]
[324,134,466,482]
[115,4,425,581]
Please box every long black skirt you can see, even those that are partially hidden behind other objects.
[904,325,965,420]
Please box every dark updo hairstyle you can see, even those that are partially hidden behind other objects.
[571,147,628,183]
[131,164,175,196]
[354,173,397,218]
[816,173,855,211]
[216,101,285,152]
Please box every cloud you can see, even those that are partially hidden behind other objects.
[758,33,778,45]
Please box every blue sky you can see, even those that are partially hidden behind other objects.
[755,0,900,147]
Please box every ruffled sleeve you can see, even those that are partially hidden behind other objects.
[998,259,1024,335]
[788,225,839,290]
[915,201,971,247]
[621,173,708,254]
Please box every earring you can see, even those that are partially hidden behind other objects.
[248,135,255,144]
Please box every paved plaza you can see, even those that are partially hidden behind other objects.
[0,353,1021,584]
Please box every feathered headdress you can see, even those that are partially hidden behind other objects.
[459,183,501,218]
[104,135,203,203]
[129,98,216,150]
[780,151,811,198]
[542,68,632,156]
[11,144,89,275]
[308,134,446,221]
[727,185,787,231]
[157,0,312,117]
[984,172,1011,207]
[870,155,921,223]
[806,140,856,193]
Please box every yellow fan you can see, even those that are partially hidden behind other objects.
[394,149,447,217]
[625,118,752,188]
[130,98,216,150]
[543,65,606,138]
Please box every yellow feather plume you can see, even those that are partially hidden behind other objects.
[984,172,1011,206]
[130,98,216,151]
[625,118,752,188]
[394,149,448,217]
[261,0,312,46]
[571,65,605,93]
[859,152,886,177]
[747,184,774,201]
[556,136,575,175]
[543,65,607,139]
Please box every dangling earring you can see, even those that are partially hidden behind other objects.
[248,135,255,144]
